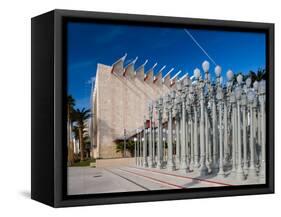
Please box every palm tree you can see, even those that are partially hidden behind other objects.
[116,140,135,156]
[84,135,92,159]
[256,68,266,81]
[67,95,75,165]
[72,125,80,160]
[73,108,91,161]
[230,69,266,86]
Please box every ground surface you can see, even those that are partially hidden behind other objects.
[67,166,265,195]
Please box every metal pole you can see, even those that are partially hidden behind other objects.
[123,129,126,157]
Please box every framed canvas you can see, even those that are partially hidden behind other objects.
[31,9,274,207]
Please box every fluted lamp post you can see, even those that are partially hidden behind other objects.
[195,67,208,176]
[192,69,201,171]
[143,119,148,167]
[178,80,188,171]
[202,61,211,172]
[258,80,266,182]
[141,137,144,166]
[235,75,245,180]
[148,102,154,168]
[247,89,257,179]
[134,137,137,165]
[216,82,225,177]
[165,93,175,171]
[241,82,248,172]
[225,70,234,163]
[174,84,182,169]
[136,129,140,166]
[189,86,195,171]
[156,98,164,169]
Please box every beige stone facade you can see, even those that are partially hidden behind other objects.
[91,56,176,159]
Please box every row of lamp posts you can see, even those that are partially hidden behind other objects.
[134,60,266,182]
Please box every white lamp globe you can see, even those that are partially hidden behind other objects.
[226,70,234,81]
[215,65,222,77]
[246,77,252,88]
[237,74,243,85]
[194,68,201,79]
[253,81,259,90]
[202,60,210,73]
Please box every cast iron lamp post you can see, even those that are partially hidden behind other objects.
[258,80,266,182]
[134,137,137,165]
[148,101,154,168]
[216,81,225,177]
[247,88,257,179]
[235,75,245,180]
[156,97,164,169]
[143,119,148,167]
[165,93,175,171]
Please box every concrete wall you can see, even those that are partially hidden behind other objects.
[96,157,135,168]
[92,62,175,159]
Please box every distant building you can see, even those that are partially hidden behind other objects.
[90,54,179,159]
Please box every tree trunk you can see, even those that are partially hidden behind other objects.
[79,127,84,161]
[67,106,75,165]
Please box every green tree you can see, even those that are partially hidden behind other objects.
[116,140,135,157]
[228,69,266,86]
[73,108,91,161]
[67,95,75,165]
[256,68,266,81]
[84,135,92,159]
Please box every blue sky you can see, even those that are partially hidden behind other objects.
[67,21,266,110]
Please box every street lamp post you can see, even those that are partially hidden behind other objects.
[177,80,188,171]
[247,89,257,179]
[148,102,154,168]
[196,67,208,176]
[140,136,144,167]
[203,61,212,172]
[123,129,126,158]
[174,90,182,169]
[143,119,148,167]
[134,137,137,165]
[217,84,225,177]
[241,87,248,172]
[156,98,164,169]
[258,80,266,182]
[165,92,175,171]
[136,129,139,166]
[235,75,244,180]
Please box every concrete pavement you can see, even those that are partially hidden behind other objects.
[67,166,264,195]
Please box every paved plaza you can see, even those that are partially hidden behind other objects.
[68,166,264,195]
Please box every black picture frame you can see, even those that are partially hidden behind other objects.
[31,9,274,207]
